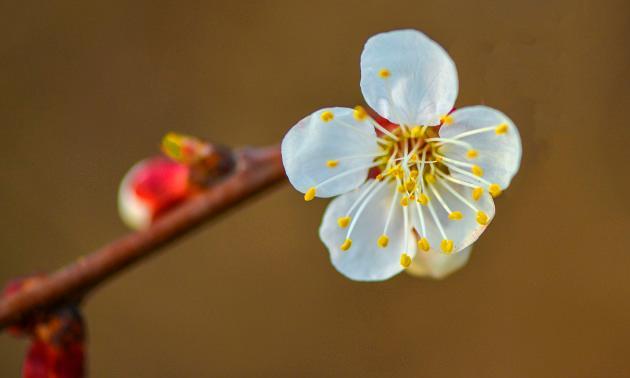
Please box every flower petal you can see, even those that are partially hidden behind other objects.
[411,180,495,254]
[406,245,472,279]
[439,106,522,189]
[281,107,380,198]
[319,180,417,281]
[360,29,458,126]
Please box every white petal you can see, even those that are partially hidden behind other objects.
[360,29,458,126]
[281,107,380,197]
[439,106,522,189]
[411,181,495,254]
[406,245,472,279]
[319,180,417,281]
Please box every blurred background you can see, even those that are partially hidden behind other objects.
[1,0,629,376]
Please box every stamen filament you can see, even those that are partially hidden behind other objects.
[433,152,475,168]
[425,137,472,149]
[335,118,381,140]
[428,183,452,215]
[383,184,400,236]
[414,201,427,237]
[315,163,380,189]
[435,169,477,188]
[444,163,492,186]
[437,178,478,212]
[346,180,388,239]
[403,202,409,256]
[369,119,400,141]
[451,124,504,139]
[427,199,447,240]
[346,179,381,216]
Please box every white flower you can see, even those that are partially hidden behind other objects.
[281,29,522,281]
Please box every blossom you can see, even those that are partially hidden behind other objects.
[282,29,521,281]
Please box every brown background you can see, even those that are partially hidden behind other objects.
[1,0,629,377]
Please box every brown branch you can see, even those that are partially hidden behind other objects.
[0,145,285,329]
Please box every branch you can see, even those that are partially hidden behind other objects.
[0,145,285,329]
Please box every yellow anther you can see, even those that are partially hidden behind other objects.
[326,160,339,168]
[425,173,437,184]
[340,238,352,251]
[448,211,463,220]
[466,149,478,159]
[375,173,383,181]
[495,123,508,135]
[471,165,484,177]
[435,155,444,162]
[405,179,416,192]
[410,170,419,179]
[440,239,454,254]
[400,196,409,207]
[353,105,367,121]
[408,153,418,162]
[488,183,503,198]
[397,184,406,193]
[337,216,351,228]
[304,187,316,201]
[472,187,483,201]
[418,237,430,252]
[418,193,429,206]
[440,114,454,125]
[400,253,412,268]
[320,110,334,122]
[378,68,391,78]
[476,211,489,225]
[410,126,422,138]
[409,193,416,201]
[377,234,389,248]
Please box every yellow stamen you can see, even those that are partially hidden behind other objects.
[400,196,409,207]
[326,160,339,168]
[448,211,463,220]
[340,238,352,251]
[410,126,423,138]
[320,110,334,122]
[378,68,391,78]
[488,184,503,198]
[353,105,367,121]
[472,187,483,201]
[440,239,454,254]
[304,187,316,201]
[425,173,437,184]
[405,179,416,192]
[476,211,489,225]
[495,123,508,135]
[466,149,478,159]
[410,170,419,179]
[337,216,351,228]
[377,234,389,248]
[417,193,429,206]
[397,184,405,193]
[471,165,484,177]
[400,253,412,268]
[440,114,454,125]
[375,173,383,181]
[418,237,430,252]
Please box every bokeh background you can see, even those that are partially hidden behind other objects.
[1,0,629,376]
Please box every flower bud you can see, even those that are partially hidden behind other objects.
[118,157,191,230]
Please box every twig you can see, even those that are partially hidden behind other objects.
[0,145,284,329]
